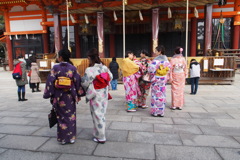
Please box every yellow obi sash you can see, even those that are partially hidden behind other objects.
[156,65,170,76]
[121,58,139,77]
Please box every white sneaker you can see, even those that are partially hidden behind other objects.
[61,141,66,145]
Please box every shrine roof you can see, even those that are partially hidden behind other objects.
[0,0,217,14]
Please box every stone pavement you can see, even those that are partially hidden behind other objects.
[0,67,240,160]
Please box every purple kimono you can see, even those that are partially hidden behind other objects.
[43,62,85,143]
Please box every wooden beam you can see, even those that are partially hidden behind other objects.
[8,10,42,16]
[4,30,47,35]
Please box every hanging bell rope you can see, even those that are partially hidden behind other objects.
[213,11,227,49]
[66,0,71,52]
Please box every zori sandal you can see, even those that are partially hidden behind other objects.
[93,137,106,144]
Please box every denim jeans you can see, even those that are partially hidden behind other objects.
[191,77,199,94]
[18,85,26,92]
[110,79,118,90]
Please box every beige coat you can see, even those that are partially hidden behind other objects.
[30,63,41,83]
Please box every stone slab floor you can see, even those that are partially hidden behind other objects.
[0,67,240,160]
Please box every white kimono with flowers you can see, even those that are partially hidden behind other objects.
[81,63,113,140]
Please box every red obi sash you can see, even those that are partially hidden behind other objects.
[93,72,110,89]
[93,72,112,100]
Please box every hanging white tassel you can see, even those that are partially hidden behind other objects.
[113,11,118,21]
[194,7,199,18]
[168,7,172,19]
[15,35,18,39]
[85,14,89,24]
[9,35,12,40]
[26,34,28,39]
[70,14,76,23]
[139,10,143,21]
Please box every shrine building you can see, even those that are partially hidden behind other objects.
[0,0,239,71]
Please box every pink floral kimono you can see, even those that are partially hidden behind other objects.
[169,54,187,109]
[148,55,171,116]
[122,58,141,112]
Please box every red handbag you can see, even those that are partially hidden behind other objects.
[108,93,112,100]
[28,70,32,77]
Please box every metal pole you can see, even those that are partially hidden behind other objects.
[66,0,70,51]
[185,0,189,61]
[123,0,126,58]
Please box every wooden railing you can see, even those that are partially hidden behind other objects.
[215,49,240,67]
[37,56,236,84]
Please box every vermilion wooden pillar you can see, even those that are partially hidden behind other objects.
[190,17,197,57]
[6,36,13,71]
[42,9,49,53]
[74,23,81,58]
[152,8,159,56]
[97,12,104,58]
[233,26,240,49]
[4,8,13,70]
[233,0,240,49]
[53,12,63,54]
[109,34,115,57]
[204,4,213,56]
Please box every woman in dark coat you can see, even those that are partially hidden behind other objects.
[43,49,85,145]
[14,56,28,101]
[109,57,119,90]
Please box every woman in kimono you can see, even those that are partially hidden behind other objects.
[136,50,152,109]
[81,48,113,144]
[169,47,187,110]
[148,45,171,117]
[43,49,85,145]
[122,51,141,112]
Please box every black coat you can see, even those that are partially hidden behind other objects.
[109,61,119,80]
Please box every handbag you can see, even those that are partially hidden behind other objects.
[28,70,32,77]
[108,93,112,100]
[12,62,22,79]
[55,77,72,89]
[186,78,191,84]
[12,73,22,79]
[142,72,151,82]
[48,109,57,128]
